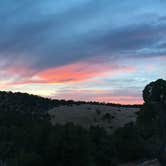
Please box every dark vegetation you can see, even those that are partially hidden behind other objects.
[0,79,165,165]
[112,79,166,165]
[102,113,114,122]
[0,110,117,165]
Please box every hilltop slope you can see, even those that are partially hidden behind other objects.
[49,103,140,132]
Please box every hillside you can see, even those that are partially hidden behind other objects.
[0,91,140,133]
[49,104,139,132]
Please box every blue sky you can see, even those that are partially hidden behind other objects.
[0,0,166,104]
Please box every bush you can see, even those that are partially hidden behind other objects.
[112,123,146,162]
[102,113,114,122]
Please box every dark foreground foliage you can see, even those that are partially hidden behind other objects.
[0,79,166,166]
[0,109,118,166]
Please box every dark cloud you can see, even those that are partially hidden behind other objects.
[157,42,166,49]
[91,23,166,54]
[0,0,166,71]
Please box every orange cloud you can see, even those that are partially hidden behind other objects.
[2,59,137,86]
[35,61,136,84]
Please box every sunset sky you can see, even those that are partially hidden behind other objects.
[0,0,166,104]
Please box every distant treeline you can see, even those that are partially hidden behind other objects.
[74,101,141,108]
[0,91,141,114]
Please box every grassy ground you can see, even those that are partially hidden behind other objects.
[49,103,140,133]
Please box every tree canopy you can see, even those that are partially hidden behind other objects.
[143,79,166,103]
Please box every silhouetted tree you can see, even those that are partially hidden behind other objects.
[143,79,166,103]
[138,79,166,162]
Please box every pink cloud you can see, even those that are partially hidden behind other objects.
[2,59,137,85]
[33,61,136,84]
[52,89,143,105]
[94,96,143,105]
[3,66,35,76]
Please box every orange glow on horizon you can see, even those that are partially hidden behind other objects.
[52,89,143,105]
